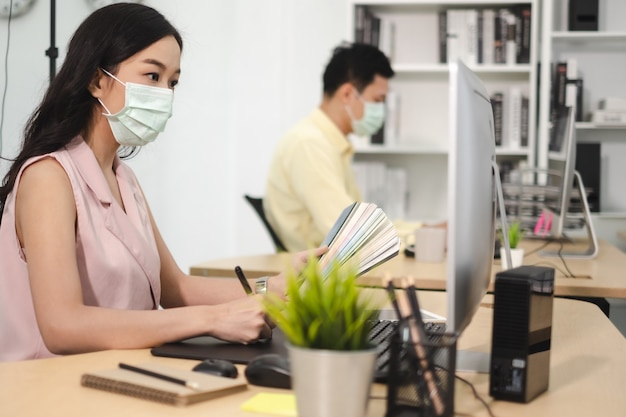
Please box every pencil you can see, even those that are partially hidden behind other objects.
[234,266,254,295]
[118,363,200,390]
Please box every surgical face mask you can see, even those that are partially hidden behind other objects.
[346,89,386,137]
[98,68,173,147]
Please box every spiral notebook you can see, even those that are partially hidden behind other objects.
[81,362,247,406]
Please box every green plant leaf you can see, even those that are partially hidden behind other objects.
[263,256,379,351]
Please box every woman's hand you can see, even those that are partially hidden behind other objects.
[266,246,328,296]
[207,296,272,344]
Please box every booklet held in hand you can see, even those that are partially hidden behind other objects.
[319,202,401,276]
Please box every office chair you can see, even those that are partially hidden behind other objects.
[243,195,288,253]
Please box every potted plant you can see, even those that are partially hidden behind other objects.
[499,220,525,269]
[263,257,381,417]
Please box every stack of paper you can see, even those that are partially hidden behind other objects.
[319,202,400,276]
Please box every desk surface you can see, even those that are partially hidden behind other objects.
[2,293,625,417]
[190,239,626,299]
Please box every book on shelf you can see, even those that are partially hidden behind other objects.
[507,86,522,149]
[490,87,528,149]
[319,201,400,277]
[520,95,529,147]
[503,9,517,65]
[516,4,532,64]
[491,92,504,146]
[446,9,464,64]
[81,362,247,406]
[438,10,447,63]
[482,9,495,64]
[551,59,583,123]
[549,106,570,152]
[439,6,532,65]
[353,5,381,47]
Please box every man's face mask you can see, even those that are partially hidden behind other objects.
[346,87,386,137]
[98,68,173,147]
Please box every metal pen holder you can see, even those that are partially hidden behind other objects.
[385,318,457,417]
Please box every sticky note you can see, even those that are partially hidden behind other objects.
[240,392,297,416]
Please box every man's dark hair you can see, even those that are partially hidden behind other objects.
[322,42,394,96]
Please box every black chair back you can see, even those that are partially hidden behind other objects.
[244,195,288,253]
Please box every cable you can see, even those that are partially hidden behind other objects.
[0,0,14,158]
[556,240,577,278]
[523,239,553,256]
[454,373,497,417]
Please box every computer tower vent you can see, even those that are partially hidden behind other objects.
[492,278,529,352]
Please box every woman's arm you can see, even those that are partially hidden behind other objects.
[15,159,270,354]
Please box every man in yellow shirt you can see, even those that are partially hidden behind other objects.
[265,43,394,251]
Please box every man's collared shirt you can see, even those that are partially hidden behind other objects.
[265,108,361,251]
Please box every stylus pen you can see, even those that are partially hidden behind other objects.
[119,363,200,391]
[234,266,254,295]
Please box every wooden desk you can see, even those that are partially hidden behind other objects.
[191,239,626,299]
[2,294,625,416]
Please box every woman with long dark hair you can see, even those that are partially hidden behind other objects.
[0,3,322,361]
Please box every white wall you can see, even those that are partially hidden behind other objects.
[0,0,347,273]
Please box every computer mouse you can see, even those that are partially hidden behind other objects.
[192,358,238,378]
[244,354,291,389]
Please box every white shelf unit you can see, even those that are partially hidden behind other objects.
[537,0,626,225]
[348,0,539,221]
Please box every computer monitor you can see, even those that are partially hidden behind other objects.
[445,60,498,337]
[548,106,577,238]
[540,106,598,258]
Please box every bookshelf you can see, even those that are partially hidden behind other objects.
[347,0,539,222]
[537,0,626,231]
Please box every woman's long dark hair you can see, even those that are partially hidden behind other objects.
[0,3,182,222]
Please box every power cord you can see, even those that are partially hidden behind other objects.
[370,372,497,417]
[523,239,553,256]
[556,240,577,278]
[454,373,497,417]
[523,238,581,278]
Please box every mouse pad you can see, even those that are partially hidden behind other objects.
[150,328,288,364]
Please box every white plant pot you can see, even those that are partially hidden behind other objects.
[287,344,377,417]
[500,247,525,270]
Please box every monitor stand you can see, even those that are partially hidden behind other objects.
[539,170,599,259]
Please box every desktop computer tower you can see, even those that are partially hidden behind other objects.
[489,266,554,403]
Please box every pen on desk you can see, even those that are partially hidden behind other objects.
[118,363,201,391]
[235,266,254,295]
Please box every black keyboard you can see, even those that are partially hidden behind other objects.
[369,319,447,382]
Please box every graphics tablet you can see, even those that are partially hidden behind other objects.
[151,328,288,364]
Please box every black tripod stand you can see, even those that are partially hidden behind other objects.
[44,0,57,82]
